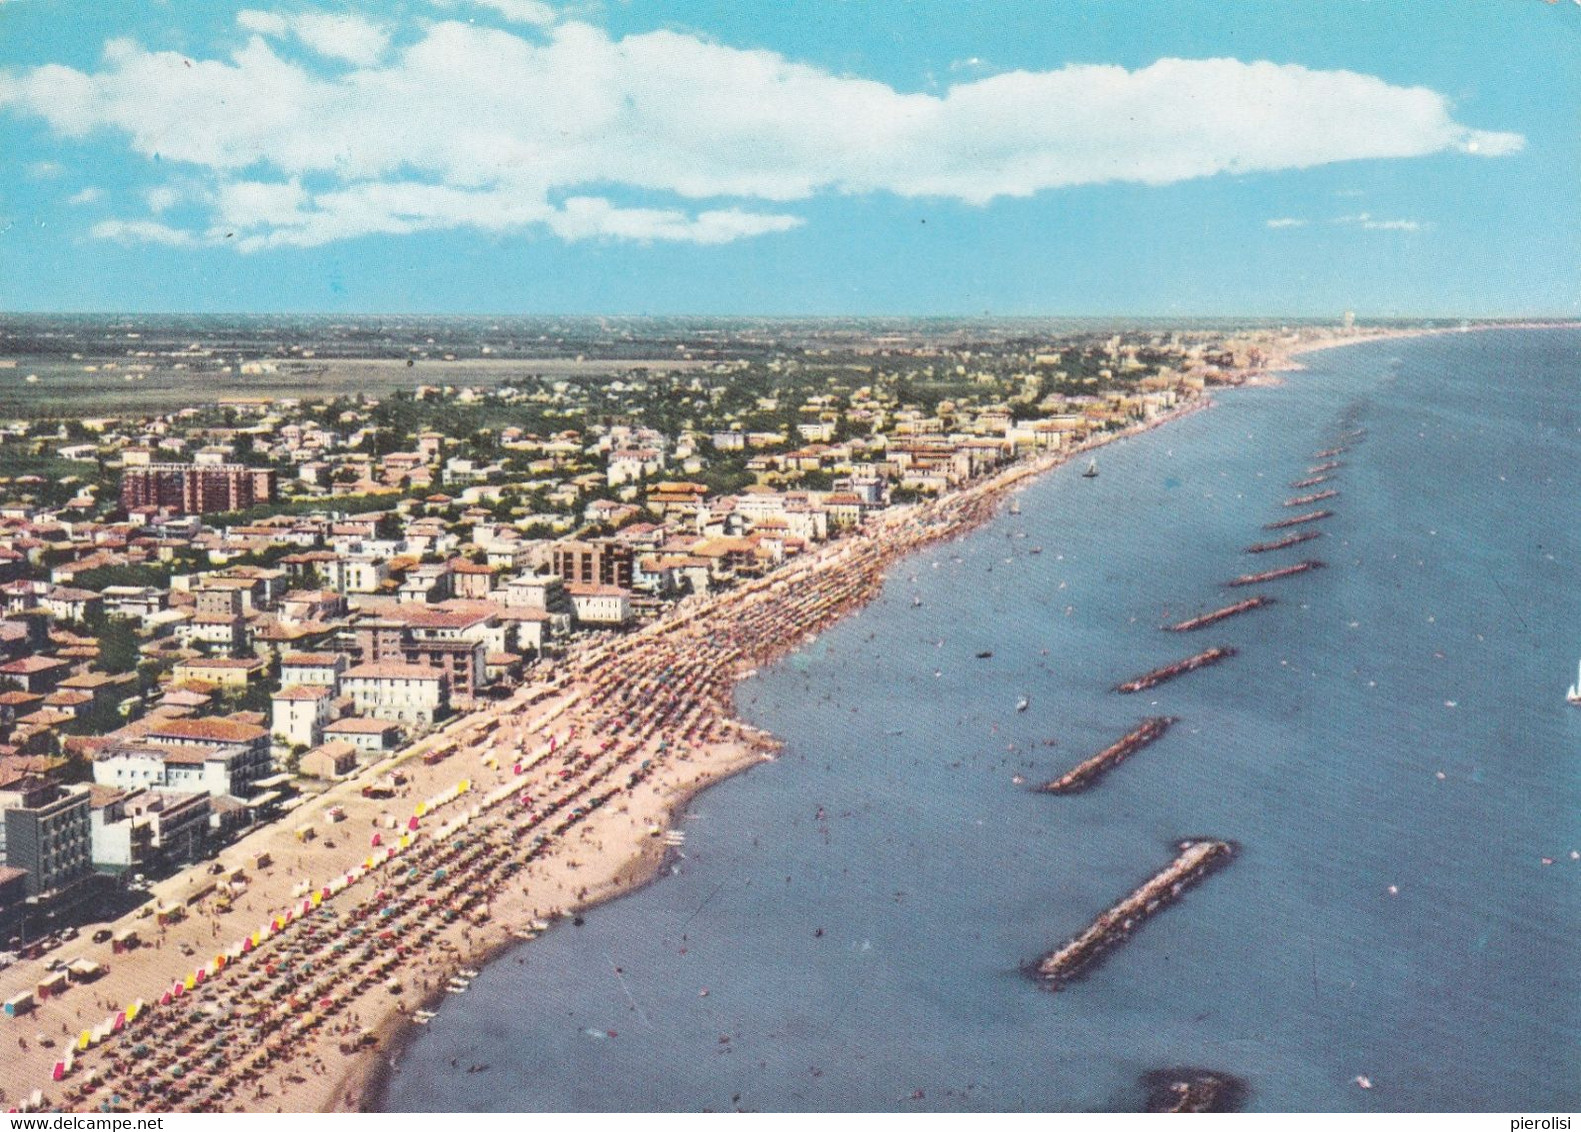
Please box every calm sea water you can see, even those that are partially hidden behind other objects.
[381,329,1581,1112]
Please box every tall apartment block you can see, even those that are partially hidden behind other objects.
[120,464,276,515]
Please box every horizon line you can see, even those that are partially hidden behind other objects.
[2,310,1579,323]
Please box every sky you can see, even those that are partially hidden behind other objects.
[0,0,1576,317]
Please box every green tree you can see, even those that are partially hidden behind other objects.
[96,617,141,675]
[135,660,163,696]
[74,563,172,591]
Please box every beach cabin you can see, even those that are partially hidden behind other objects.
[110,928,140,954]
[4,990,33,1016]
[66,958,105,984]
[36,971,67,1000]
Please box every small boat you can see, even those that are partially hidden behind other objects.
[1082,459,1098,479]
[1008,497,1022,515]
[1567,659,1581,704]
[912,595,923,607]
[1030,546,1042,554]
[1354,1075,1373,1090]
[975,650,994,659]
[1016,696,1029,713]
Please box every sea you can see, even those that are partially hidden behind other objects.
[379,328,1581,1113]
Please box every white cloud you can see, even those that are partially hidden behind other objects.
[547,197,803,244]
[66,187,102,205]
[0,17,1520,250]
[1265,217,1307,228]
[289,13,389,66]
[234,9,388,66]
[1334,212,1428,232]
[1361,218,1426,231]
[89,219,197,245]
[26,160,63,178]
[196,178,800,251]
[145,186,182,212]
[450,0,558,26]
[236,10,288,36]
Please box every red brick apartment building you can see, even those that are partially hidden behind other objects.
[120,464,276,515]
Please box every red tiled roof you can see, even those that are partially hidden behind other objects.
[324,717,400,734]
[272,684,333,701]
[144,717,267,744]
[565,583,629,597]
[343,663,445,681]
[282,653,343,667]
[0,656,69,675]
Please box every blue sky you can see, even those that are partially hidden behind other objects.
[0,0,1575,316]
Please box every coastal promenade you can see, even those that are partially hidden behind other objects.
[0,397,1204,1113]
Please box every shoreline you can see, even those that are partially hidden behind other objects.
[352,397,1214,1112]
[0,386,1216,1117]
[340,732,768,1113]
[1264,318,1581,372]
[10,318,1534,1114]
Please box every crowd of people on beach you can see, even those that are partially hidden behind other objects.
[13,417,1179,1114]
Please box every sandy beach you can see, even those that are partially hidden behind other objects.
[1267,319,1581,371]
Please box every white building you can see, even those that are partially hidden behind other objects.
[92,716,271,798]
[322,717,402,753]
[92,743,258,799]
[340,663,449,726]
[270,684,335,749]
[565,583,632,627]
[324,555,388,595]
[0,779,92,897]
[100,586,169,623]
[279,652,345,689]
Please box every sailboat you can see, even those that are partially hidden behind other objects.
[1008,497,1022,515]
[1082,458,1098,479]
[1567,659,1581,705]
